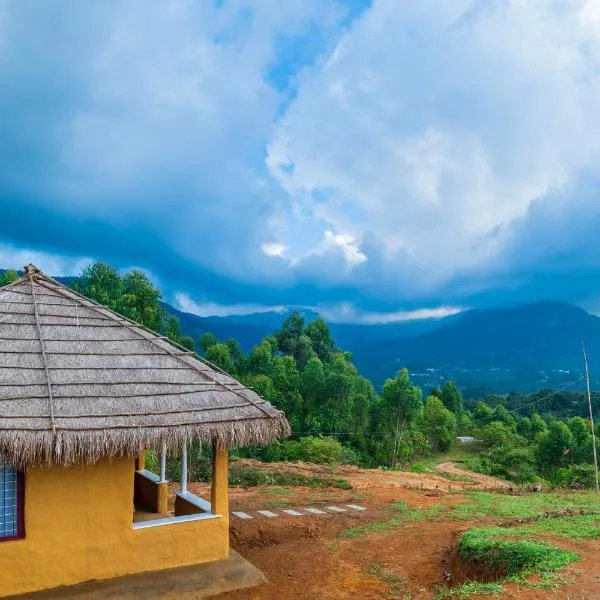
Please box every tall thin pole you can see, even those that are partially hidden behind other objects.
[582,342,600,494]
[160,441,167,483]
[181,442,188,494]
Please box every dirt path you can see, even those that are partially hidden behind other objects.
[436,462,510,489]
[235,458,508,494]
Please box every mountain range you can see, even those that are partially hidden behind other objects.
[163,301,599,395]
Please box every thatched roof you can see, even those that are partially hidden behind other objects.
[0,265,290,467]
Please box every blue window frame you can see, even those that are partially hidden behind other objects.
[0,463,24,541]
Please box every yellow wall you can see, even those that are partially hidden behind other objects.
[0,455,230,598]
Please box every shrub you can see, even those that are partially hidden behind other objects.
[261,436,345,465]
[550,464,598,489]
[410,463,431,473]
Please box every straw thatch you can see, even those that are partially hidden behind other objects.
[0,265,290,467]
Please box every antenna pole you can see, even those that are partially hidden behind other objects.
[582,342,600,494]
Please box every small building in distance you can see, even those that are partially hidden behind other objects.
[0,265,290,598]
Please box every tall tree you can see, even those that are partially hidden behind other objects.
[422,396,456,452]
[441,381,463,414]
[380,368,423,466]
[0,270,19,286]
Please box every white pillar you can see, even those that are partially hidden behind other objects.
[160,441,167,483]
[181,443,188,494]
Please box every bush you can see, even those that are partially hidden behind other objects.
[410,463,431,473]
[550,464,598,489]
[258,436,345,465]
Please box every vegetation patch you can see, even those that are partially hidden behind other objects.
[440,525,579,597]
[366,563,406,595]
[459,527,578,577]
[438,581,504,598]
[448,490,600,521]
[341,501,444,539]
[229,466,352,490]
[501,514,600,541]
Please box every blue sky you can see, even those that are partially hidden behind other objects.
[2,0,600,323]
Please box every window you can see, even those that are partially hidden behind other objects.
[0,464,24,541]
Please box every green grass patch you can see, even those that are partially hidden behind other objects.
[497,515,600,541]
[229,466,352,490]
[459,527,578,577]
[449,490,600,521]
[367,563,406,594]
[437,581,504,598]
[259,487,294,495]
[439,526,579,597]
[341,501,444,539]
[410,463,432,473]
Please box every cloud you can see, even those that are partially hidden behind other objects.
[314,302,463,324]
[0,244,94,277]
[267,0,600,298]
[174,292,286,318]
[3,0,600,319]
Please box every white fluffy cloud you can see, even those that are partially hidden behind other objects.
[174,292,285,318]
[0,245,94,277]
[268,0,600,287]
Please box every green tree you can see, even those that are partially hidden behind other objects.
[422,396,456,452]
[0,270,19,286]
[473,401,494,424]
[246,340,274,376]
[567,417,592,464]
[199,332,219,353]
[74,263,123,309]
[380,368,423,465]
[440,381,463,414]
[305,318,334,362]
[536,421,575,472]
[120,270,164,331]
[300,357,325,433]
[480,421,512,449]
[204,343,234,373]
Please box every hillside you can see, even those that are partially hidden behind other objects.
[354,302,599,393]
[164,301,600,394]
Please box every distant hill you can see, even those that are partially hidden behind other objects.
[161,303,447,353]
[352,302,599,393]
[164,301,600,394]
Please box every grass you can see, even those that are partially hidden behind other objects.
[495,514,600,541]
[341,500,444,539]
[259,487,294,495]
[439,525,580,597]
[367,563,407,595]
[437,581,504,598]
[449,490,600,521]
[410,463,432,473]
[459,527,579,576]
[262,499,292,509]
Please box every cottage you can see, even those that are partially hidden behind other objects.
[0,265,290,598]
